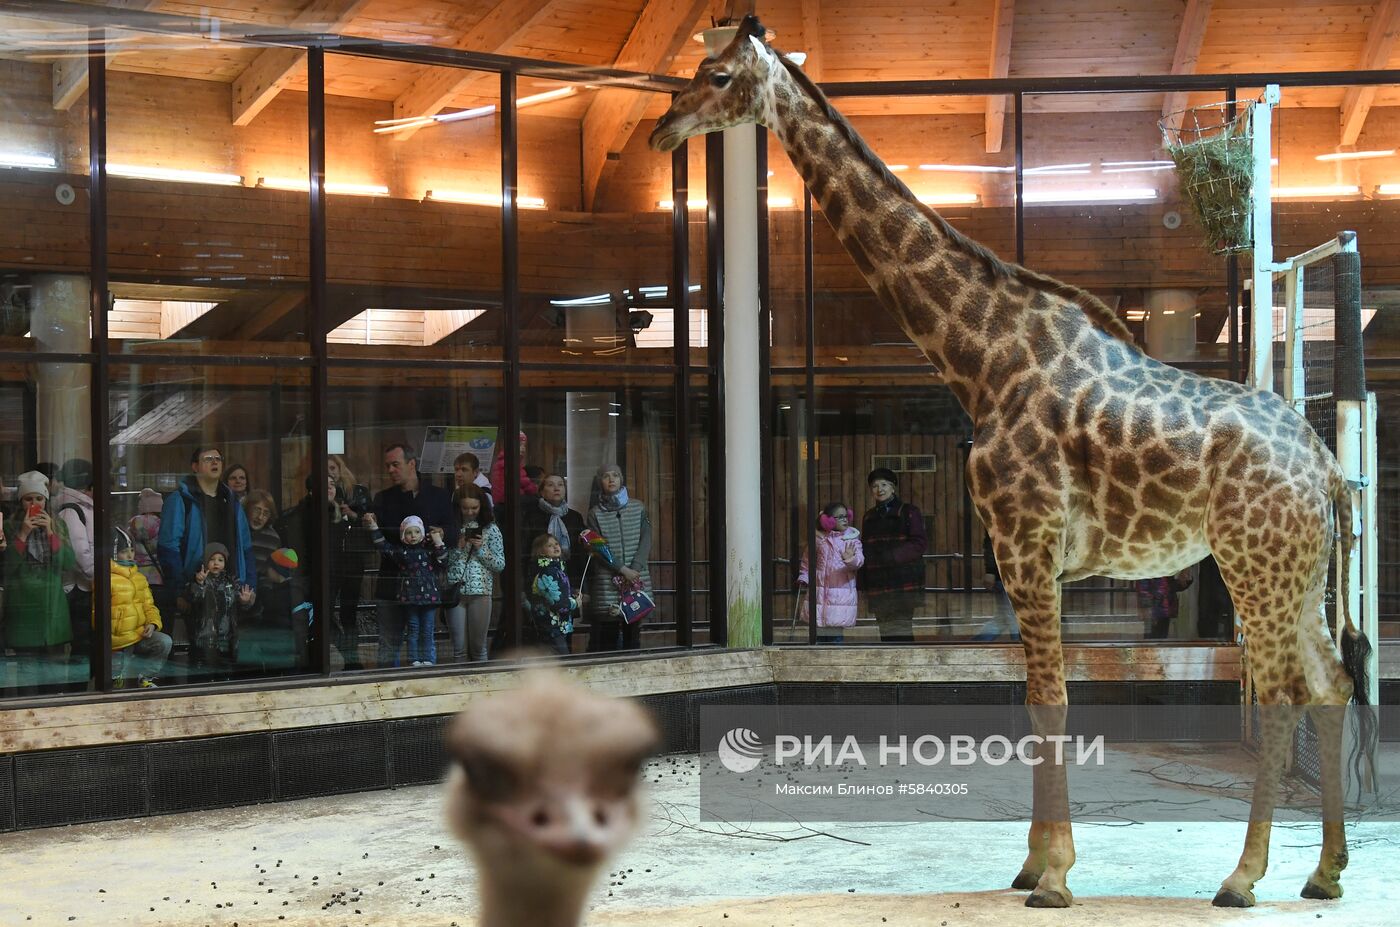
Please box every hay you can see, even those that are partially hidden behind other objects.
[1164,109,1254,255]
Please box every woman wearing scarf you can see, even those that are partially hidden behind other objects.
[520,474,588,591]
[3,471,76,691]
[584,463,652,652]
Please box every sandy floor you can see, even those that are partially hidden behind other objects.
[0,744,1396,927]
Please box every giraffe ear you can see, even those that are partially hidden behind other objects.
[747,34,775,66]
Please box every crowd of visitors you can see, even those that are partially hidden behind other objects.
[1,443,1235,692]
[0,437,666,690]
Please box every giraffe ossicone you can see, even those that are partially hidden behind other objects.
[652,14,1375,909]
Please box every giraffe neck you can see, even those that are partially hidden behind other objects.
[762,63,1021,416]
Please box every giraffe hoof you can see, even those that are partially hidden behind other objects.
[1301,880,1342,900]
[1011,869,1042,891]
[1212,888,1255,908]
[1026,888,1072,908]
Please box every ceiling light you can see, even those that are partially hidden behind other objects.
[919,163,1011,174]
[1377,183,1400,195]
[657,198,708,209]
[1024,163,1092,176]
[1102,160,1175,174]
[916,192,980,205]
[887,164,909,172]
[1023,187,1157,203]
[259,177,388,196]
[1270,185,1359,198]
[1315,149,1395,162]
[109,163,242,186]
[0,152,57,169]
[375,87,576,134]
[767,196,795,208]
[426,189,545,209]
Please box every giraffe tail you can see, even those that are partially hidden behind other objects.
[1331,472,1377,796]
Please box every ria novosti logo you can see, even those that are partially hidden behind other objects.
[717,728,765,772]
[715,730,1105,771]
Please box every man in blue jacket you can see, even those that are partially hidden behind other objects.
[158,446,255,602]
[372,443,457,667]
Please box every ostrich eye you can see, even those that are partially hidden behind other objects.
[710,73,732,89]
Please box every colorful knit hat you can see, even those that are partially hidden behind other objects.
[270,548,299,578]
[138,488,163,514]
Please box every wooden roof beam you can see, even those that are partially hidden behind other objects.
[581,0,709,210]
[387,0,558,142]
[984,0,1015,154]
[49,0,163,110]
[1159,0,1213,138]
[231,0,371,127]
[1340,0,1400,145]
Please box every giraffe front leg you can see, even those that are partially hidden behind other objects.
[1012,819,1047,890]
[1214,701,1299,907]
[1022,702,1075,908]
[1300,704,1347,900]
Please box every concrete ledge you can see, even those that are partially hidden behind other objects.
[0,646,1247,754]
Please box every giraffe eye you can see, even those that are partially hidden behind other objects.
[710,73,732,89]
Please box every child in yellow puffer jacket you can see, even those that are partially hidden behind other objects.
[109,527,172,687]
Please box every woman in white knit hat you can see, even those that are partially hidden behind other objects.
[3,471,76,692]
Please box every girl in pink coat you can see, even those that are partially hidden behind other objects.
[797,502,864,642]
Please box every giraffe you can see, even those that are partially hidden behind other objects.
[650,15,1374,909]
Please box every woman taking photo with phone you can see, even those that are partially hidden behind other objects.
[3,471,77,692]
[444,484,504,663]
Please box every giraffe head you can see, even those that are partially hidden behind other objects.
[649,14,781,152]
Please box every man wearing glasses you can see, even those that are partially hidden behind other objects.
[157,446,255,596]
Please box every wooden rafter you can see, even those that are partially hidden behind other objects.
[387,0,558,142]
[1340,0,1400,145]
[984,0,1015,154]
[581,0,709,210]
[798,0,824,81]
[1159,0,1214,137]
[231,0,371,127]
[50,0,163,110]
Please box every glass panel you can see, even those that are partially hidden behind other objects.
[1023,90,1229,367]
[812,93,1016,363]
[516,370,677,653]
[519,86,676,364]
[686,135,712,369]
[0,15,92,356]
[325,58,503,361]
[770,379,811,644]
[2,360,94,697]
[105,34,308,356]
[688,380,713,643]
[107,363,314,685]
[767,132,806,368]
[1022,91,1229,642]
[327,366,503,669]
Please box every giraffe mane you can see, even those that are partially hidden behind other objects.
[774,54,1141,351]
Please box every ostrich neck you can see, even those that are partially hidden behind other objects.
[477,864,594,927]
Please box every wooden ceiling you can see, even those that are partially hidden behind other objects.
[6,0,1400,200]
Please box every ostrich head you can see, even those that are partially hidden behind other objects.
[445,672,660,925]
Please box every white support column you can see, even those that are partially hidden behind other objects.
[705,25,763,648]
[30,273,92,469]
[1361,391,1379,704]
[1248,85,1280,391]
[1283,265,1305,414]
